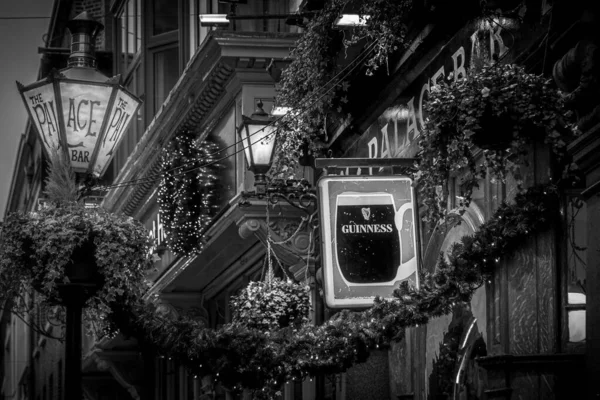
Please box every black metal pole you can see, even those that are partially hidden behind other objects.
[61,284,86,400]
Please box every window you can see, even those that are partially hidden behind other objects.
[189,0,295,55]
[147,0,181,117]
[234,0,290,33]
[188,0,211,54]
[112,0,144,180]
[564,196,586,347]
[118,0,142,75]
[153,46,180,114]
[111,0,183,179]
[210,107,237,208]
[154,0,179,35]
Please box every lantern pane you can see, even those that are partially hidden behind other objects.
[59,81,113,173]
[19,81,62,156]
[93,87,141,177]
[247,123,275,168]
[239,125,253,168]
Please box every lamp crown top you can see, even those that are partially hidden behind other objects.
[251,100,270,119]
[66,11,104,69]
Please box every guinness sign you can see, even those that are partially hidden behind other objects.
[318,175,419,308]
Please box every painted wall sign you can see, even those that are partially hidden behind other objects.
[318,175,419,308]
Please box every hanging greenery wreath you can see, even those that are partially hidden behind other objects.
[0,152,154,336]
[158,130,222,255]
[416,63,578,224]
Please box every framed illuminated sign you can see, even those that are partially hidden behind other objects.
[16,12,142,179]
[318,175,419,308]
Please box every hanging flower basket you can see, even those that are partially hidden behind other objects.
[230,278,310,331]
[0,203,155,321]
[417,63,578,224]
[471,103,515,150]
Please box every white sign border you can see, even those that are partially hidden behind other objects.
[318,174,420,308]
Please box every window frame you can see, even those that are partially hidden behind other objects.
[115,0,143,81]
[561,191,587,353]
[110,0,145,178]
[145,0,185,123]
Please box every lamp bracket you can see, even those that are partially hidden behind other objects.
[241,178,317,214]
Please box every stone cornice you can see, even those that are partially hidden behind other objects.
[101,31,298,216]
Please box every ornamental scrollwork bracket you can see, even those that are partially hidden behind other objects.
[238,178,320,282]
[240,178,317,214]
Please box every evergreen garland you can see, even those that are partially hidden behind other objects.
[108,183,560,398]
[158,130,221,255]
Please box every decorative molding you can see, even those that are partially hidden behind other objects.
[236,200,317,281]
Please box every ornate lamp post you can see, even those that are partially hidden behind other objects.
[16,12,141,400]
[237,102,316,212]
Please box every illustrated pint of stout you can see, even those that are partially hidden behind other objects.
[335,192,403,285]
[318,175,418,308]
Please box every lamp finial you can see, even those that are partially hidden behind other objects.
[252,100,269,118]
[66,12,104,68]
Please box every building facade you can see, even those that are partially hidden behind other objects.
[319,0,594,398]
[2,0,598,399]
[4,0,309,399]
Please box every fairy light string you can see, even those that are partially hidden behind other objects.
[157,131,222,255]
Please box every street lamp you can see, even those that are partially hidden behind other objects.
[15,11,142,400]
[237,101,277,196]
[237,102,316,213]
